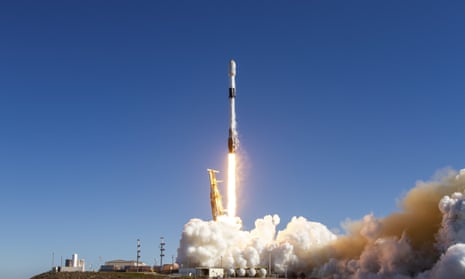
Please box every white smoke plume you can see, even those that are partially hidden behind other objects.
[177,169,465,278]
[177,215,336,272]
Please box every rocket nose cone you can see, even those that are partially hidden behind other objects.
[229,59,236,76]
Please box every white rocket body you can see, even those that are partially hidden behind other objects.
[228,60,238,153]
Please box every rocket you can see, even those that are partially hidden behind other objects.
[228,59,238,153]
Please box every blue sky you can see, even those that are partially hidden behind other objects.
[1,1,465,278]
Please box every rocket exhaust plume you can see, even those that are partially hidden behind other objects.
[227,59,238,218]
[178,169,465,278]
[227,153,237,218]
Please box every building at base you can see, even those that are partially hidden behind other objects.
[99,259,152,272]
[57,253,85,272]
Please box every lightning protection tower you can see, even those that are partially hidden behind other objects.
[136,239,141,272]
[160,237,165,268]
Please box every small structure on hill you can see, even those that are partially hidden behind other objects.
[100,259,152,272]
[53,253,85,272]
[179,267,224,278]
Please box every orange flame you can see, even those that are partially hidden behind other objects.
[227,153,236,217]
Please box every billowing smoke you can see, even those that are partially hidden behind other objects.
[177,215,336,273]
[177,169,465,278]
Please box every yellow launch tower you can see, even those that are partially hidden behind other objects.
[207,169,226,221]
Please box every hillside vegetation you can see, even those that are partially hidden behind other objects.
[31,271,176,279]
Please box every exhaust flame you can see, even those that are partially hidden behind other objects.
[228,153,236,218]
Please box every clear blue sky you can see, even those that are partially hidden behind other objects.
[1,1,464,278]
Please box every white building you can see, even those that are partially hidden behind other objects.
[100,259,150,272]
[61,253,85,272]
[180,267,224,278]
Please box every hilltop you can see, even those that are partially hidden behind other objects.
[31,272,175,279]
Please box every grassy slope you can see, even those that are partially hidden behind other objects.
[31,272,175,279]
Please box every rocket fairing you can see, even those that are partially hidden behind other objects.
[228,59,238,154]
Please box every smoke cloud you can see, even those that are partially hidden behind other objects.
[177,169,465,278]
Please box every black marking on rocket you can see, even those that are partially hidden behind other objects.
[229,88,236,98]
